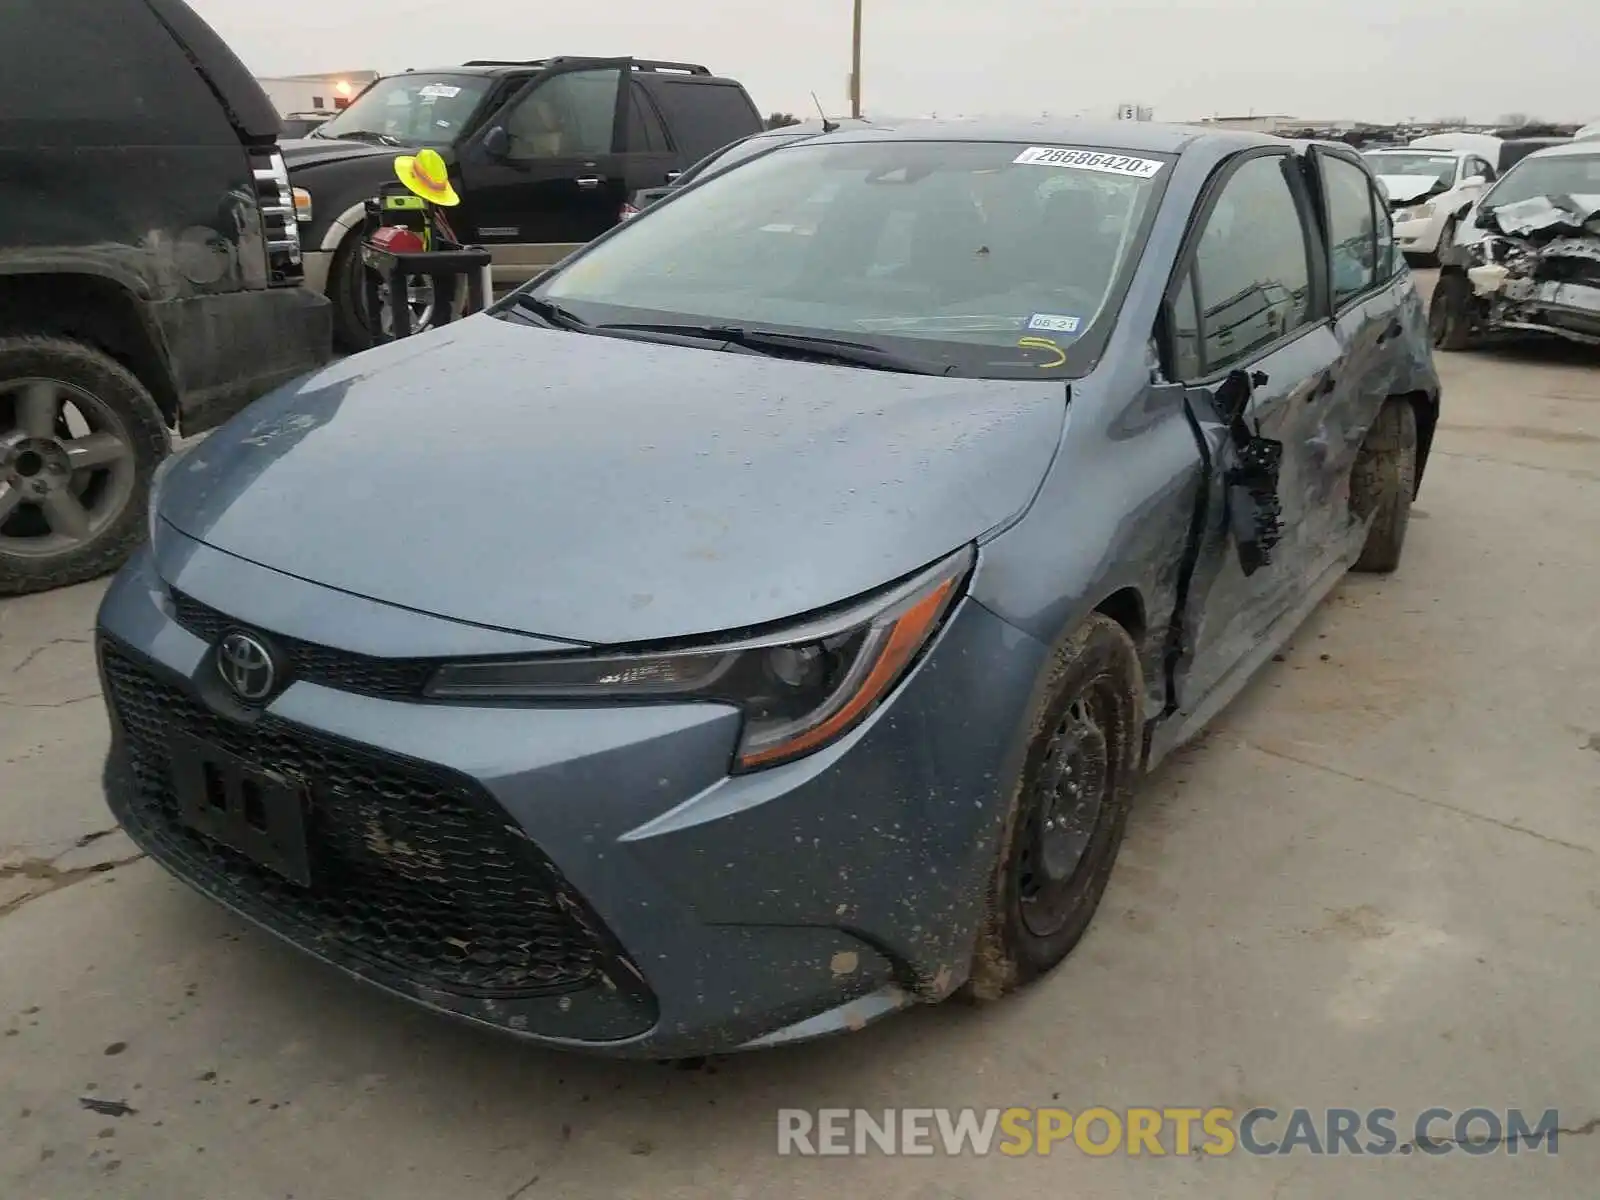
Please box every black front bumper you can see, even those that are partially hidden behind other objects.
[99,635,658,1045]
[152,285,333,437]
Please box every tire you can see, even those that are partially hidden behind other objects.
[1349,399,1417,575]
[329,231,378,353]
[1429,272,1475,351]
[0,337,169,596]
[966,614,1143,1000]
[329,230,460,353]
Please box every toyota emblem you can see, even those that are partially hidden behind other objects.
[217,631,277,702]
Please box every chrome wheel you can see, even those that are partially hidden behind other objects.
[0,377,138,558]
[375,273,437,337]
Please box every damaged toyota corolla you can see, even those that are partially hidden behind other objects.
[1431,139,1600,350]
[96,121,1441,1057]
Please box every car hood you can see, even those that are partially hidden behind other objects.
[1377,174,1446,205]
[157,318,1067,645]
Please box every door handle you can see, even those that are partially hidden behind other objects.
[1313,371,1337,398]
[665,170,682,182]
[1376,320,1403,345]
[575,176,604,189]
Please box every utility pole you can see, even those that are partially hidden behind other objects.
[850,0,864,118]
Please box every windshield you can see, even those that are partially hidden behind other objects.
[534,139,1169,377]
[1481,153,1600,208]
[313,74,492,147]
[1363,152,1459,188]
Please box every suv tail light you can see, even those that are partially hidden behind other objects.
[250,146,304,284]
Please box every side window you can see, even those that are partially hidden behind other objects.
[1372,181,1398,279]
[1322,157,1378,308]
[1190,155,1313,374]
[0,0,237,145]
[650,81,761,161]
[626,83,670,153]
[1169,269,1202,380]
[502,69,621,159]
[1469,156,1495,182]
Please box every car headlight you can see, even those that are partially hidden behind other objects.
[1398,202,1436,222]
[426,546,974,771]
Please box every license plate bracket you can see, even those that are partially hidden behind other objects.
[169,733,312,887]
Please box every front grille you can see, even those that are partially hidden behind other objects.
[102,640,611,997]
[171,590,434,701]
[250,146,304,285]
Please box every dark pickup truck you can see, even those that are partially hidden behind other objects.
[283,58,764,349]
[0,0,332,595]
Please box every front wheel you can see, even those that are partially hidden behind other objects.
[1430,216,1457,266]
[0,337,169,595]
[329,232,459,353]
[967,614,1143,999]
[1429,272,1476,351]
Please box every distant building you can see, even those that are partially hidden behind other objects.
[255,71,379,116]
[1196,114,1361,134]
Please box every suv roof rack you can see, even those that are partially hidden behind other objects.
[461,57,712,75]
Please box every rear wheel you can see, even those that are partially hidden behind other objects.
[0,337,168,595]
[967,614,1142,999]
[1350,399,1417,574]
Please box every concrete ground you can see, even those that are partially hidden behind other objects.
[3,268,1598,1198]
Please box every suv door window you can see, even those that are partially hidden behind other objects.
[503,68,622,158]
[626,83,670,152]
[1466,155,1495,182]
[1322,156,1378,309]
[0,0,235,145]
[1190,155,1314,374]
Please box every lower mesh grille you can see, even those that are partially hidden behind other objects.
[101,639,612,997]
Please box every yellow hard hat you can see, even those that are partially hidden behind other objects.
[393,147,460,206]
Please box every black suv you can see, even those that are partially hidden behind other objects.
[285,58,763,349]
[0,0,332,596]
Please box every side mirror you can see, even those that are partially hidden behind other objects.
[1461,174,1487,189]
[482,125,511,159]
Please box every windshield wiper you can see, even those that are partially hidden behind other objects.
[505,294,589,329]
[332,130,402,147]
[594,323,944,374]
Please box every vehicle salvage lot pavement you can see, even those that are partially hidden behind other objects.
[3,269,1599,1199]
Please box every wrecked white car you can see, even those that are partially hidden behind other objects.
[1431,140,1600,351]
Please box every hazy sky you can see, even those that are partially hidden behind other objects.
[195,0,1598,125]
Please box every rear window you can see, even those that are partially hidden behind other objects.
[648,81,760,161]
[0,0,237,146]
[539,139,1171,378]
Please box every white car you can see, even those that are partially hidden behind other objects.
[1362,146,1497,261]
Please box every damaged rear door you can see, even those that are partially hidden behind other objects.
[1161,149,1343,717]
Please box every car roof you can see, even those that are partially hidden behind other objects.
[401,58,738,82]
[795,117,1281,155]
[1517,139,1599,161]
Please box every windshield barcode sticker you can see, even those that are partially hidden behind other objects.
[1013,147,1164,178]
[418,84,463,99]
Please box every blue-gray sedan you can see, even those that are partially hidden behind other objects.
[96,120,1442,1057]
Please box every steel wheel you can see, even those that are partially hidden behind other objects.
[0,376,139,558]
[1014,690,1114,939]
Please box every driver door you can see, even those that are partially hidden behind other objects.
[456,61,630,282]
